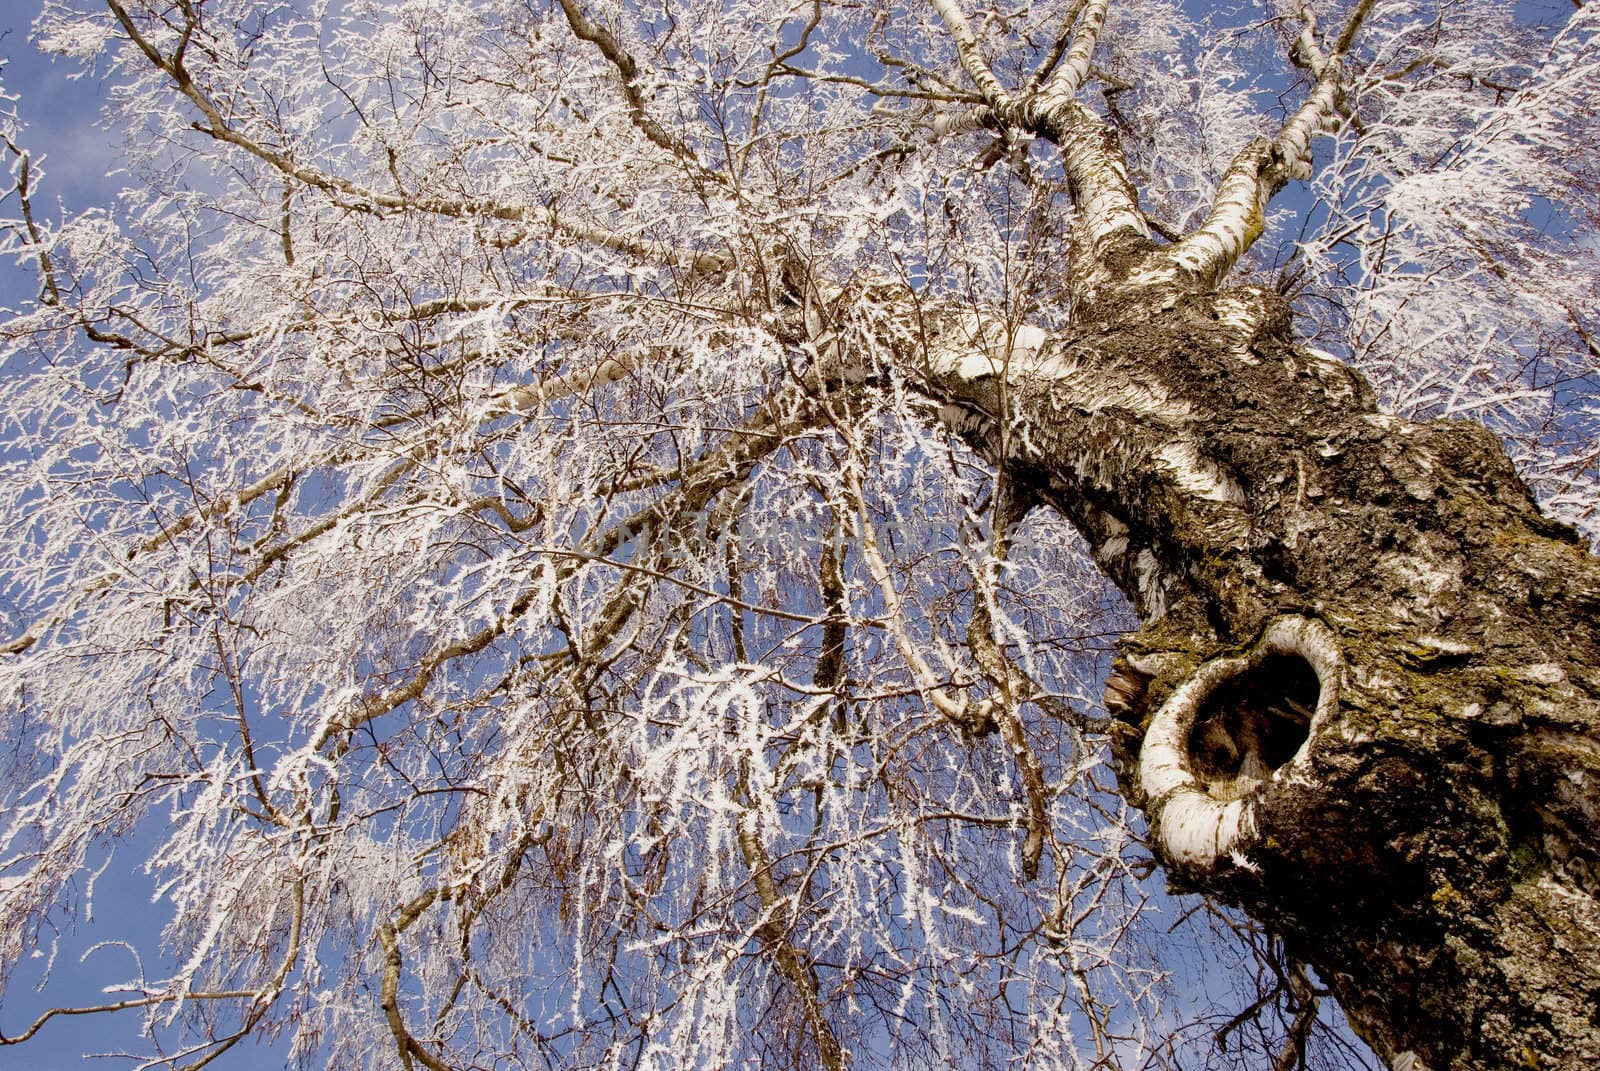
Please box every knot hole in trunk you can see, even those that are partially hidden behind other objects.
[1186,653,1318,801]
[1139,617,1340,869]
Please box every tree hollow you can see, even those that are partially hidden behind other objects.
[1187,652,1318,798]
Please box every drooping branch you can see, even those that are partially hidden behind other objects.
[735,769,846,1071]
[1,877,305,1062]
[378,889,453,1071]
[309,385,822,750]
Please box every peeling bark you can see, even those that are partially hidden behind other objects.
[912,265,1600,1070]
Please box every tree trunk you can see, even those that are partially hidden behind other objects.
[912,256,1600,1070]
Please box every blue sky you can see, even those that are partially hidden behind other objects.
[1,15,118,305]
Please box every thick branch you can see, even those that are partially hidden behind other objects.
[927,0,1150,267]
[1166,0,1379,284]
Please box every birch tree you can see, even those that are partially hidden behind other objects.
[1,1,1598,1068]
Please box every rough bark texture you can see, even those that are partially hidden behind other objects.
[917,251,1600,1070]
